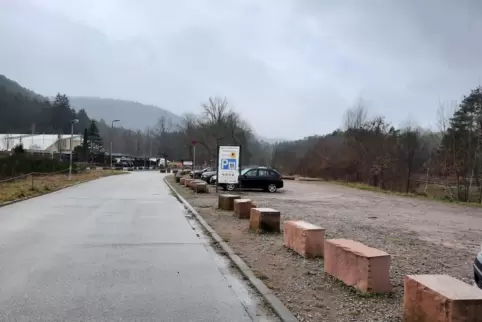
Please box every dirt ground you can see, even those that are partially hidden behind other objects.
[168,176,482,322]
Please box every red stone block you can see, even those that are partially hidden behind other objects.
[218,194,241,210]
[249,208,280,233]
[233,199,255,219]
[324,239,392,293]
[179,177,186,185]
[184,178,193,187]
[189,180,203,189]
[404,274,482,322]
[283,220,325,258]
[193,182,208,193]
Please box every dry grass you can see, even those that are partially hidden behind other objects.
[0,169,123,205]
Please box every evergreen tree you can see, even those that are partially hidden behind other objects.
[82,128,89,161]
[52,93,75,133]
[87,120,104,156]
[76,109,91,132]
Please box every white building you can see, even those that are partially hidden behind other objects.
[0,134,82,153]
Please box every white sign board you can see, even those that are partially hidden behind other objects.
[217,146,240,184]
[183,161,193,166]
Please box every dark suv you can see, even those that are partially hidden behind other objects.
[474,251,482,289]
[221,167,283,193]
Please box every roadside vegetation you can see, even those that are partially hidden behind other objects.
[0,169,123,205]
[272,87,482,205]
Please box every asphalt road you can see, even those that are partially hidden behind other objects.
[0,172,261,322]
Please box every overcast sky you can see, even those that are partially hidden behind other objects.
[1,0,482,139]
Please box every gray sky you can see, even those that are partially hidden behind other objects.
[1,0,482,139]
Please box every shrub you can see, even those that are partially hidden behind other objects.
[0,155,76,179]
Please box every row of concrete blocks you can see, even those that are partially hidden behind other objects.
[176,177,209,193]
[218,193,482,322]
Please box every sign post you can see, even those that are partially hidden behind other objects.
[191,140,197,173]
[217,145,241,191]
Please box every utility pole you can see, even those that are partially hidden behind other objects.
[149,132,152,168]
[31,123,35,154]
[68,119,79,180]
[110,119,120,168]
[192,140,197,173]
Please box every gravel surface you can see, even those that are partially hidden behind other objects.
[168,177,482,322]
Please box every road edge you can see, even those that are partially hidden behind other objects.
[164,176,299,322]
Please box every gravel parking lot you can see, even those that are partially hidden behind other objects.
[168,177,482,322]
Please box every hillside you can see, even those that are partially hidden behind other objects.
[69,97,183,131]
[0,74,46,101]
[0,74,56,133]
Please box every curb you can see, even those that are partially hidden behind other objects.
[164,176,299,322]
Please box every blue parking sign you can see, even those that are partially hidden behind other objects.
[221,158,237,170]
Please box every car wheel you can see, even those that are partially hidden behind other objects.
[226,183,236,191]
[267,184,277,193]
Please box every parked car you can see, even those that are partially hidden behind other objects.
[189,167,214,179]
[219,167,283,193]
[201,170,217,183]
[474,251,482,289]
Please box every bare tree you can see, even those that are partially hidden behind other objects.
[343,98,368,130]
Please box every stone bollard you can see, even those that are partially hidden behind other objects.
[218,194,241,211]
[180,177,186,185]
[194,182,209,193]
[283,220,325,258]
[233,199,256,219]
[404,274,482,321]
[189,180,201,189]
[184,178,194,187]
[324,239,392,293]
[249,208,281,233]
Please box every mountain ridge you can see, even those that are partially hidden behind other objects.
[69,97,183,131]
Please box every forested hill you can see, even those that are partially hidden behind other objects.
[69,97,183,131]
[0,74,45,101]
[0,74,91,134]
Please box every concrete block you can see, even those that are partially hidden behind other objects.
[233,199,255,219]
[218,194,241,210]
[249,208,280,233]
[283,220,325,258]
[180,177,186,185]
[194,182,209,193]
[184,178,194,187]
[189,180,203,189]
[324,239,392,293]
[404,274,482,322]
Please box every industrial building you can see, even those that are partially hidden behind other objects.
[0,134,82,153]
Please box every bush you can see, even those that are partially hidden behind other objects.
[0,154,76,179]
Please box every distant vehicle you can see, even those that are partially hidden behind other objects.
[201,170,217,183]
[474,251,482,289]
[114,161,133,170]
[219,167,283,193]
[189,167,214,179]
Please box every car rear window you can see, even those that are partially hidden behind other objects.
[269,170,280,177]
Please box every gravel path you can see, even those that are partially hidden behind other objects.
[170,178,482,321]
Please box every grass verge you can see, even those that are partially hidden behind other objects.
[0,169,124,205]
